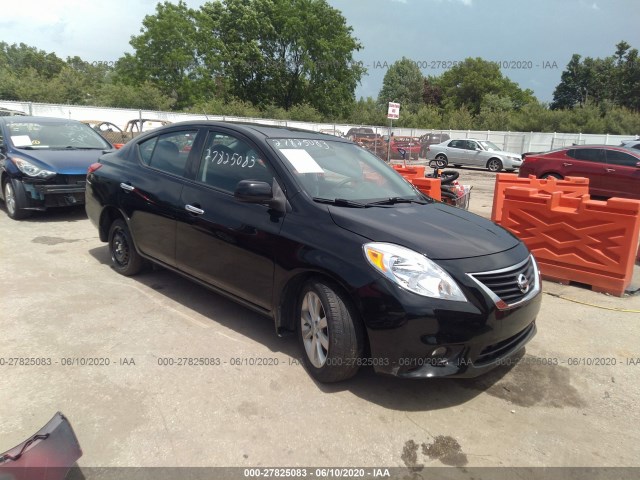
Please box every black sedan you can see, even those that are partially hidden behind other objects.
[86,121,541,382]
[0,116,113,219]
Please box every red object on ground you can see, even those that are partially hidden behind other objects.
[410,177,442,201]
[492,173,590,223]
[499,187,640,296]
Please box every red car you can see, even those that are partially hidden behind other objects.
[519,145,640,200]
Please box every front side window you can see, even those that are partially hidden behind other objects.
[138,130,197,176]
[269,138,422,203]
[605,149,640,167]
[198,132,273,192]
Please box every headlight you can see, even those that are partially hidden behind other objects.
[10,157,56,179]
[363,242,467,301]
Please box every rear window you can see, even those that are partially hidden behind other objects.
[566,148,604,162]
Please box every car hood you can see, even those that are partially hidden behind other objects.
[328,203,520,260]
[12,149,108,175]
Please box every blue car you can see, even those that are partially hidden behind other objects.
[0,116,113,219]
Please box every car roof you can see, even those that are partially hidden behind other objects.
[0,115,83,124]
[166,120,351,142]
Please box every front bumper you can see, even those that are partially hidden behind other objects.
[360,247,542,378]
[18,176,86,210]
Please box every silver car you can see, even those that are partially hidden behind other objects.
[426,138,523,172]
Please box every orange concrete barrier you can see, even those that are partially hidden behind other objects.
[392,165,425,180]
[491,174,590,223]
[499,187,640,296]
[410,177,442,201]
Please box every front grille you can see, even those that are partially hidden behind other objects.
[57,174,87,185]
[469,255,537,306]
[475,323,535,365]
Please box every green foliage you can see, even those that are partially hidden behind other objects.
[377,57,424,110]
[198,0,364,116]
[552,42,640,111]
[436,58,536,114]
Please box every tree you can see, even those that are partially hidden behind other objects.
[199,0,365,116]
[116,1,212,109]
[436,58,535,114]
[376,57,424,110]
[552,42,640,111]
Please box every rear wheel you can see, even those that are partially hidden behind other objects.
[487,158,503,172]
[297,279,364,383]
[541,173,562,180]
[108,219,143,276]
[3,179,31,220]
[429,154,448,169]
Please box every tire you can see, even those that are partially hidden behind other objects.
[541,173,562,180]
[487,158,503,172]
[297,279,364,383]
[108,219,144,276]
[434,154,448,168]
[3,179,31,220]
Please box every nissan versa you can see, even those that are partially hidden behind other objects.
[86,121,541,382]
[0,116,113,219]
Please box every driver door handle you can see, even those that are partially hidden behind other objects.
[120,182,135,192]
[562,163,572,167]
[185,204,205,215]
[605,168,615,173]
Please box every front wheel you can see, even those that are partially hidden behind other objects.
[108,219,144,276]
[3,179,31,220]
[487,158,503,172]
[297,280,364,383]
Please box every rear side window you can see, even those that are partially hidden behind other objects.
[138,130,197,176]
[567,148,604,163]
[449,140,464,148]
[605,149,639,167]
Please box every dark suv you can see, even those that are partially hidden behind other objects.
[86,121,541,382]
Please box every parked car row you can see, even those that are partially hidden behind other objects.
[519,145,640,199]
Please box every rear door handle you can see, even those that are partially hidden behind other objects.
[605,168,615,173]
[185,204,205,215]
[562,163,572,167]
[120,182,135,192]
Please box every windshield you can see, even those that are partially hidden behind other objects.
[479,140,501,151]
[268,138,424,204]
[8,120,111,150]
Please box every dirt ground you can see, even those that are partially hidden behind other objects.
[1,166,639,476]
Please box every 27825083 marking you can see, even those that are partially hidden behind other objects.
[0,357,52,366]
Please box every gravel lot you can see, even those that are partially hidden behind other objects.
[1,166,639,474]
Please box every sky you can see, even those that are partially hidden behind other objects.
[0,0,638,103]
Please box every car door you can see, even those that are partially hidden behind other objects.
[603,149,640,199]
[176,129,284,310]
[120,129,199,267]
[464,140,485,167]
[445,140,465,163]
[563,148,609,195]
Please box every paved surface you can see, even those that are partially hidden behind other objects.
[1,167,639,470]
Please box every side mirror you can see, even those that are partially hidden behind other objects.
[234,180,287,212]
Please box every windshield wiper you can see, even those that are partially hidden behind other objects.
[366,197,429,206]
[313,197,368,208]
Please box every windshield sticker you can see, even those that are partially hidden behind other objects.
[273,139,330,149]
[11,135,33,147]
[280,149,324,174]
